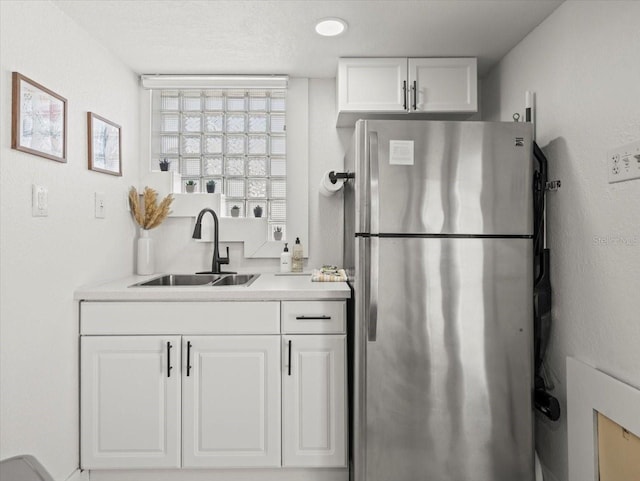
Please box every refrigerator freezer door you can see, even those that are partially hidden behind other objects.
[360,120,534,236]
[355,237,534,481]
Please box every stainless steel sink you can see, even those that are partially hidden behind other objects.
[131,274,220,287]
[211,274,259,287]
[130,273,259,287]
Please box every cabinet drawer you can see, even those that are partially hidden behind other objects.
[81,301,280,335]
[282,301,346,334]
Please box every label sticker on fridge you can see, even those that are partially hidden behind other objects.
[389,140,414,165]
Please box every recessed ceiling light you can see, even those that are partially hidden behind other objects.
[315,18,348,37]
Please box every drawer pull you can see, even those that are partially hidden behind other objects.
[295,315,332,320]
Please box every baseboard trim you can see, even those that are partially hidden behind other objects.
[87,468,348,481]
[65,469,89,481]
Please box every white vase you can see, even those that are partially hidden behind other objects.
[137,229,154,275]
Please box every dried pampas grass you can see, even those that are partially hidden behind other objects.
[128,186,173,230]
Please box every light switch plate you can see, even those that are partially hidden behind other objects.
[32,184,48,217]
[95,192,106,218]
[608,139,640,183]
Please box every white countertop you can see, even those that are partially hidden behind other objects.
[74,272,351,302]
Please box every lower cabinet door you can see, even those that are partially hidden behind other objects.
[182,335,281,467]
[283,335,347,467]
[80,336,181,469]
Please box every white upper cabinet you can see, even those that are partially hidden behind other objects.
[338,57,408,112]
[409,57,477,112]
[336,57,477,126]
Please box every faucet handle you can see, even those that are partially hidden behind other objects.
[219,246,230,265]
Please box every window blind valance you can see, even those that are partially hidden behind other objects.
[140,75,288,90]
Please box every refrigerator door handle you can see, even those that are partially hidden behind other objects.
[369,131,379,235]
[368,236,379,342]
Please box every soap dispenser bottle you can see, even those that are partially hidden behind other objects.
[292,237,304,273]
[280,243,292,273]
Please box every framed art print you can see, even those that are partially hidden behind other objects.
[88,112,122,176]
[12,72,67,162]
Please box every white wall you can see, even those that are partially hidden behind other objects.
[482,2,640,481]
[0,1,140,478]
[152,78,350,273]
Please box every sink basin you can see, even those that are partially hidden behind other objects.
[212,274,259,287]
[130,273,259,287]
[131,274,220,287]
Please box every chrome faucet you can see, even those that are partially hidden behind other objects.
[191,208,235,274]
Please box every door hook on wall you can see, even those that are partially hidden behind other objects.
[545,180,562,192]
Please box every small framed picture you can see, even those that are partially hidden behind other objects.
[12,72,67,163]
[88,112,122,176]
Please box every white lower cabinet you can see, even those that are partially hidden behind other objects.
[80,336,181,469]
[182,336,281,467]
[283,335,347,467]
[80,300,347,473]
[81,335,279,469]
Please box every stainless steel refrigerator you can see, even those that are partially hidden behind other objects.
[344,120,534,481]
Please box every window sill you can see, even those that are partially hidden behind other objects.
[192,217,284,258]
[157,192,285,258]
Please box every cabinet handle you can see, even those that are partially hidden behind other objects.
[167,341,173,378]
[295,315,331,320]
[186,341,192,377]
[412,80,417,110]
[288,340,292,376]
[402,80,407,110]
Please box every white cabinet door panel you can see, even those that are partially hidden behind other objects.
[80,336,181,469]
[182,336,281,467]
[283,335,347,467]
[338,58,407,112]
[409,57,477,112]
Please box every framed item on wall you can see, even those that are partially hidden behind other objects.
[88,112,122,176]
[11,72,67,163]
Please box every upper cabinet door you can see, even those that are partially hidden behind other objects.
[338,58,408,112]
[409,57,478,112]
[182,335,281,468]
[80,336,181,469]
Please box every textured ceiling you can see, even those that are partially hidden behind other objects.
[53,0,563,78]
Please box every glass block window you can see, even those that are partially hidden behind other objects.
[153,88,287,235]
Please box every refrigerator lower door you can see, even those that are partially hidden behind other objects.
[355,237,534,481]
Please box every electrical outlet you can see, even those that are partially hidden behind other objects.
[95,192,106,218]
[32,184,48,217]
[608,139,640,183]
